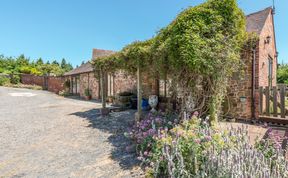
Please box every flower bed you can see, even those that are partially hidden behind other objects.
[126,113,288,177]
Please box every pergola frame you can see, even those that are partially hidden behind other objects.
[99,64,143,120]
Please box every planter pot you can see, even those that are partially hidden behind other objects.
[84,95,92,100]
[148,95,158,112]
[115,94,133,108]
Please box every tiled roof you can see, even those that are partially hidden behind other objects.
[246,7,272,34]
[64,49,115,76]
[64,62,94,76]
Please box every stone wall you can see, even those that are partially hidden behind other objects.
[113,71,137,95]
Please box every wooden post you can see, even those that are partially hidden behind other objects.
[100,69,106,109]
[273,86,277,117]
[70,76,73,94]
[259,87,263,115]
[136,64,142,121]
[265,86,270,115]
[280,85,286,118]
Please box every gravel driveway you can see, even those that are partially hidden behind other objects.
[0,87,142,178]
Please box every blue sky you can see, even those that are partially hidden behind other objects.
[0,0,287,67]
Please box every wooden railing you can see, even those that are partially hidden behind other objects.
[259,84,287,118]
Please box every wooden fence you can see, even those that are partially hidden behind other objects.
[259,85,287,119]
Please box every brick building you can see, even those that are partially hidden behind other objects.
[65,7,277,120]
[226,7,277,120]
[64,49,139,99]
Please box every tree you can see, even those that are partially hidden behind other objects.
[0,54,74,76]
[52,60,59,66]
[65,63,73,72]
[61,58,67,69]
[16,54,29,67]
[277,64,288,84]
[36,58,44,65]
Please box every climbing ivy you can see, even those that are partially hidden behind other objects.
[92,0,249,123]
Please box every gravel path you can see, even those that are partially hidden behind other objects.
[0,87,143,178]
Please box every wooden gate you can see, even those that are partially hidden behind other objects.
[259,84,288,124]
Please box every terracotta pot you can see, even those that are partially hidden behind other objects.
[84,95,92,100]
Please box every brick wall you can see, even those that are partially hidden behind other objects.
[79,72,100,99]
[258,11,277,87]
[70,70,157,100]
[21,74,65,94]
[47,77,65,94]
[226,11,277,120]
[21,74,44,86]
[226,47,255,119]
[113,71,137,95]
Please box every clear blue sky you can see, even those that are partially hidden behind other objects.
[0,0,287,67]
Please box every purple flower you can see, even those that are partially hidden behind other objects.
[143,132,148,138]
[144,151,148,156]
[193,111,199,117]
[194,139,201,144]
[148,128,156,136]
[204,136,212,141]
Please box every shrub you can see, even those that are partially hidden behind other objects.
[147,118,288,177]
[0,75,10,86]
[64,80,70,89]
[59,90,69,97]
[10,74,20,84]
[125,112,178,163]
[84,88,91,96]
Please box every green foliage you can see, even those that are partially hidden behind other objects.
[93,0,248,122]
[64,80,70,89]
[277,64,288,84]
[0,55,73,77]
[144,118,288,177]
[10,75,20,84]
[0,76,10,86]
[59,90,70,97]
[84,88,91,96]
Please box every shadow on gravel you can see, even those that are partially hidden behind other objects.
[70,109,141,171]
[64,95,102,103]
